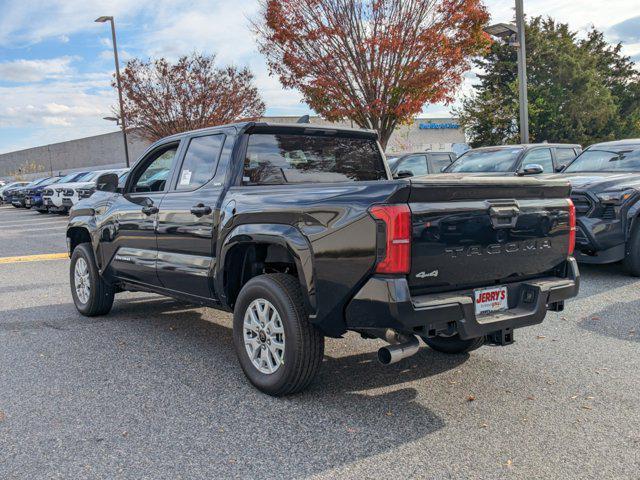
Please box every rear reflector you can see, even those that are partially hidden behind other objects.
[567,198,576,256]
[369,204,411,274]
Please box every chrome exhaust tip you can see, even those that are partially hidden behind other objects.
[377,334,420,365]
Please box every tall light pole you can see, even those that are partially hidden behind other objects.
[95,16,130,167]
[514,0,529,144]
[484,0,530,144]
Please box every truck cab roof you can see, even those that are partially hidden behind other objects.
[159,121,379,143]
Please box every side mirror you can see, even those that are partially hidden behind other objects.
[555,164,567,172]
[394,170,414,179]
[96,173,119,193]
[519,163,544,176]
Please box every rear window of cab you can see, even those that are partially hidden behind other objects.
[243,133,387,184]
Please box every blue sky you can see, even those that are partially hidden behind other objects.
[0,0,639,154]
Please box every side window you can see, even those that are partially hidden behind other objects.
[523,148,553,174]
[397,155,428,176]
[175,134,224,191]
[130,145,179,193]
[556,148,578,165]
[428,153,454,173]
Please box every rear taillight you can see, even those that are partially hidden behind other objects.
[369,204,411,274]
[567,198,576,256]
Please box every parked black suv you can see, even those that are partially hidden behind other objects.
[444,144,582,175]
[388,151,456,177]
[67,122,579,395]
[548,139,640,274]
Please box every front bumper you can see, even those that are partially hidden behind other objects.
[345,258,580,340]
[43,197,67,212]
[574,216,626,263]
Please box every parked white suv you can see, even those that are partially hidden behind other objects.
[42,171,92,213]
[60,168,128,209]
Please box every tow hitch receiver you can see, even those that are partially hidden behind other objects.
[487,328,514,346]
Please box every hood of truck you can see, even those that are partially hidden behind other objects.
[543,172,640,193]
[56,181,94,190]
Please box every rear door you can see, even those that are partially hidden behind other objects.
[155,132,227,298]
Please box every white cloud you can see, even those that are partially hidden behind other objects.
[0,56,76,82]
[0,74,115,135]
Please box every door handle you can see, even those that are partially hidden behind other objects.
[141,205,159,216]
[190,204,212,217]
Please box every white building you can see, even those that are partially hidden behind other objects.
[265,116,466,154]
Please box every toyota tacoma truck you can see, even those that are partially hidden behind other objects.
[548,139,640,275]
[66,122,579,396]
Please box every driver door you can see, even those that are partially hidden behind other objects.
[102,141,181,286]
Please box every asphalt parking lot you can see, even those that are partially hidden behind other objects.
[1,204,639,479]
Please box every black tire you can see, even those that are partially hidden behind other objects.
[422,334,485,354]
[37,209,48,214]
[232,273,324,396]
[623,224,640,276]
[70,243,115,316]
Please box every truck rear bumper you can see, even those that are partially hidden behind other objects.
[345,258,580,340]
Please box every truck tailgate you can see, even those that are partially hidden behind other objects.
[407,175,573,293]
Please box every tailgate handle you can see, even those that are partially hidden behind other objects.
[489,205,519,229]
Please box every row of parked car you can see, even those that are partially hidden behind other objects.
[0,168,129,214]
[387,142,582,177]
[389,138,640,275]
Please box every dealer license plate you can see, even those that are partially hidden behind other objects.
[474,286,508,315]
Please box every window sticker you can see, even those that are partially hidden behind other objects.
[179,169,192,185]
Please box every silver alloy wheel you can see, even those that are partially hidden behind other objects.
[74,257,91,304]
[243,298,285,374]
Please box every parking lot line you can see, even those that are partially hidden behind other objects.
[0,253,68,264]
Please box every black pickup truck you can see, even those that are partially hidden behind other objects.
[547,139,640,275]
[67,122,579,395]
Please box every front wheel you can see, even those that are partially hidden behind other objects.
[422,334,485,354]
[233,273,324,396]
[70,243,115,316]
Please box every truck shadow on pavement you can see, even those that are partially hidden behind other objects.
[1,295,464,477]
[578,298,640,343]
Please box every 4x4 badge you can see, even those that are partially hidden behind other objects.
[416,270,439,279]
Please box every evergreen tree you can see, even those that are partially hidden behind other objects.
[457,17,640,147]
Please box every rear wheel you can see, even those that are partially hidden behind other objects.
[422,334,485,354]
[70,243,115,316]
[623,224,640,276]
[233,273,324,396]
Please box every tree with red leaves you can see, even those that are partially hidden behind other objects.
[255,0,490,148]
[117,53,265,141]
